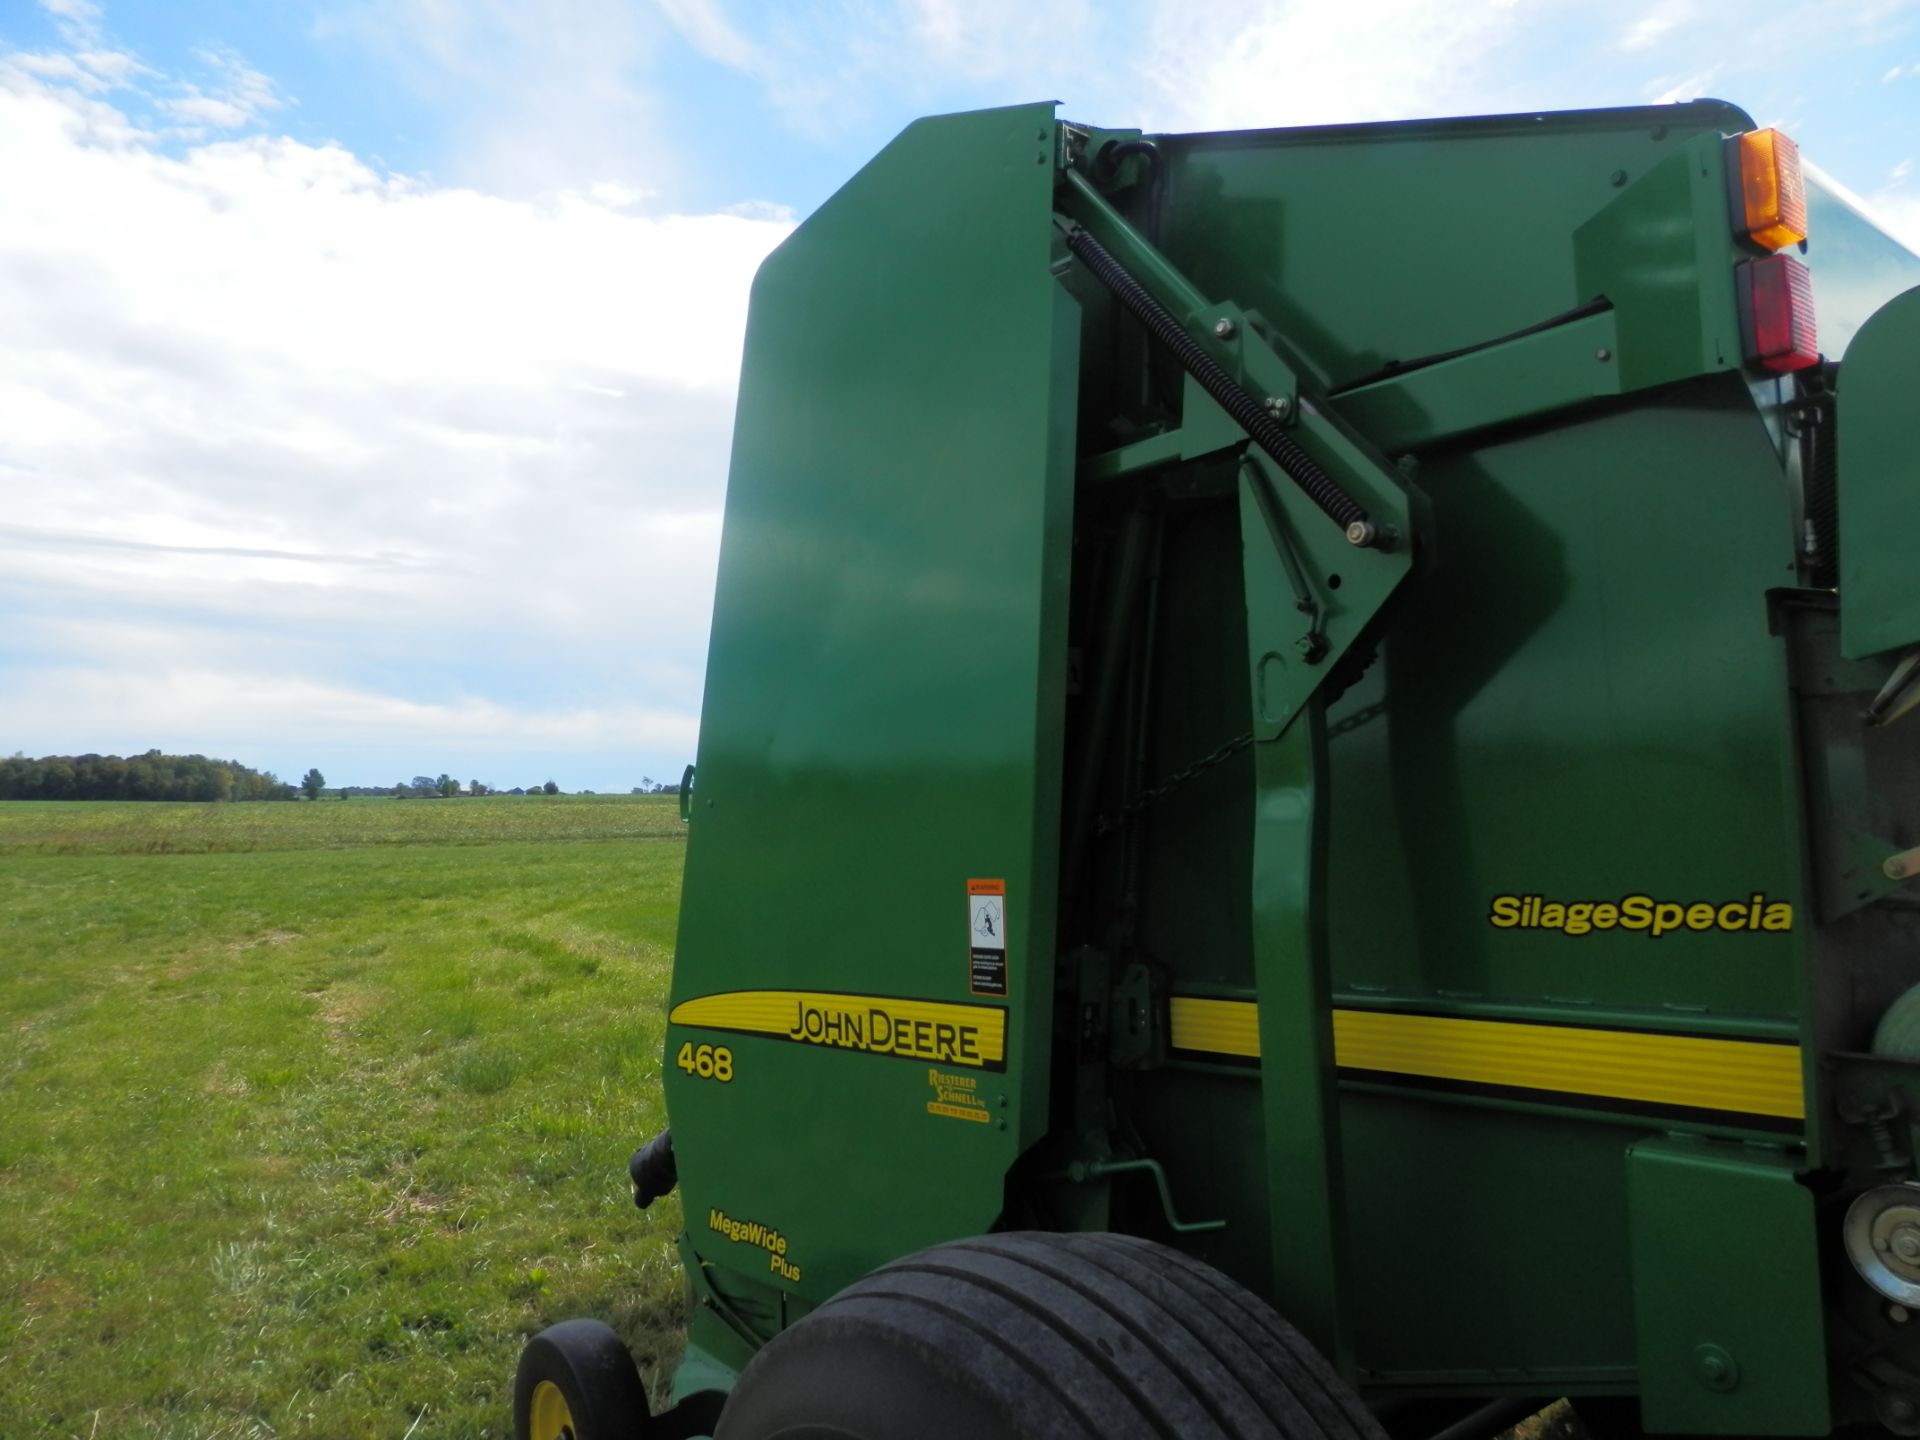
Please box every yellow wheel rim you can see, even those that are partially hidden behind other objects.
[528,1379,579,1440]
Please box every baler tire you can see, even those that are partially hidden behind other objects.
[513,1317,650,1440]
[713,1231,1386,1440]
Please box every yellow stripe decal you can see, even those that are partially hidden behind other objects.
[671,990,1007,1071]
[1169,997,1263,1060]
[1169,998,1803,1121]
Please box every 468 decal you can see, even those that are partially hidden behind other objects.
[676,1041,734,1083]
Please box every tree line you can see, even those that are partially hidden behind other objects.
[383,775,525,798]
[2,754,687,803]
[332,777,560,798]
[0,751,296,802]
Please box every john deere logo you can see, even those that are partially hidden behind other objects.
[670,989,1007,1070]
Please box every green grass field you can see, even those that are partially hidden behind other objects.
[0,796,689,1439]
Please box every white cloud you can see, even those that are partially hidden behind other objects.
[0,33,791,782]
[1117,0,1920,140]
[637,0,1099,142]
[13,46,149,92]
[3,646,701,765]
[7,0,1920,785]
[160,48,284,133]
[1130,0,1532,134]
[1647,66,1722,104]
[37,0,103,47]
[314,0,673,199]
[654,0,765,71]
[1621,4,1690,51]
[904,0,1093,80]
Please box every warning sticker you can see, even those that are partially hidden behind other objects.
[968,878,1008,997]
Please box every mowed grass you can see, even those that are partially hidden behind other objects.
[0,797,689,1439]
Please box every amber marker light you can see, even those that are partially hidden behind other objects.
[1729,128,1808,251]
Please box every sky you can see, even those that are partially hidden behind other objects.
[2,0,1917,792]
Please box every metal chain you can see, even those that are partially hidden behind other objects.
[1094,730,1254,837]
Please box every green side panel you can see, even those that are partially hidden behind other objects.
[1316,380,1810,1389]
[1109,110,1822,1394]
[1326,378,1805,1020]
[1343,1097,1637,1387]
[1151,102,1752,392]
[1839,286,1920,660]
[1627,1137,1828,1434]
[665,103,1076,1307]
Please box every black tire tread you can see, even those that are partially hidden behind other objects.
[876,1255,1192,1439]
[1088,1233,1384,1440]
[936,1236,1262,1438]
[512,1317,648,1440]
[1044,1233,1343,1440]
[840,1286,1107,1439]
[718,1230,1382,1440]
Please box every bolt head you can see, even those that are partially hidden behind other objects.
[1344,520,1376,548]
[1596,347,1613,362]
[1691,1343,1740,1393]
[1213,317,1235,339]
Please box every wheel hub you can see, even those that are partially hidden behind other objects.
[1845,1184,1920,1305]
[528,1379,579,1440]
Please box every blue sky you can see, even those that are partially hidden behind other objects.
[2,0,1917,790]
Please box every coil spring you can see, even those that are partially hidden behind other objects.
[1066,225,1371,540]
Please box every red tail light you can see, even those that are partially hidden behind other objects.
[1736,253,1818,373]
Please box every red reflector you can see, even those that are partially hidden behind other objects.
[1737,253,1818,373]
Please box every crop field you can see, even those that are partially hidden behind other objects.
[0,795,689,1439]
[1,792,687,857]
